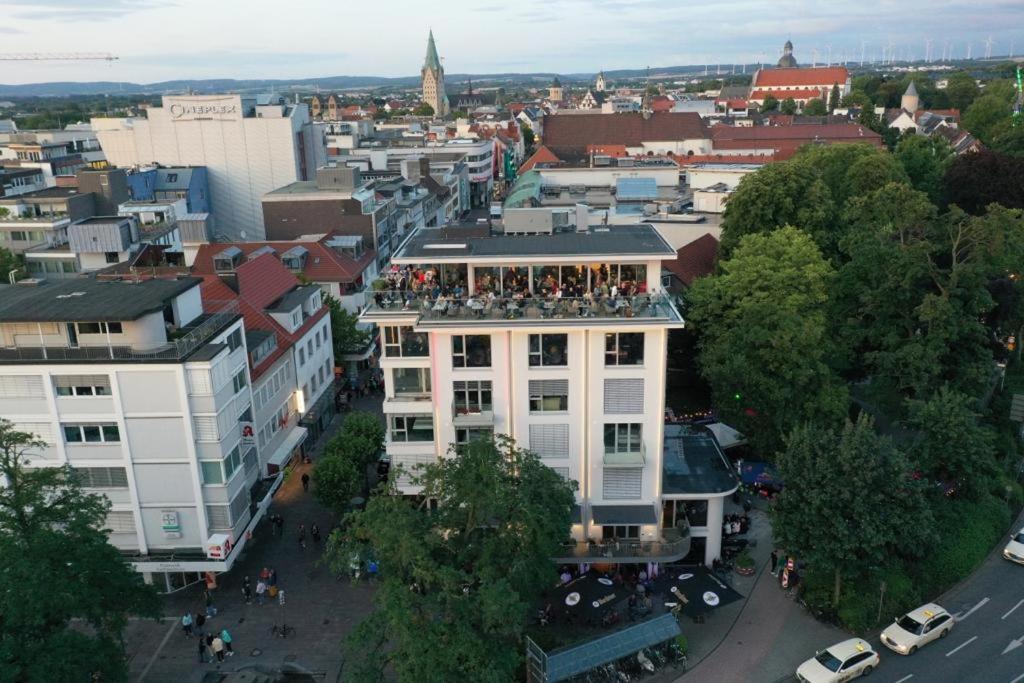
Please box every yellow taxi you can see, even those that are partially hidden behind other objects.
[880,603,954,655]
[796,638,879,683]
[1003,527,1024,564]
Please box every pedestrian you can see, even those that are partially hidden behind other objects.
[205,634,215,662]
[204,589,217,618]
[259,566,270,582]
[256,579,267,605]
[301,472,310,492]
[195,612,206,639]
[181,612,193,637]
[770,550,779,576]
[269,568,278,587]
[298,524,306,548]
[220,628,234,657]
[197,638,208,663]
[275,514,284,537]
[311,523,321,544]
[242,576,252,604]
[212,635,225,662]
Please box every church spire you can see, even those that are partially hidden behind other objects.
[424,30,442,71]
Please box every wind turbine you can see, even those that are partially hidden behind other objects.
[826,43,832,66]
[967,42,973,60]
[984,36,994,59]
[811,47,819,67]
[925,38,933,63]
[860,40,866,67]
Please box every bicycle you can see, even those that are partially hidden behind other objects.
[269,623,295,638]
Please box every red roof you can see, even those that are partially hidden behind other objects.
[542,112,708,151]
[711,123,883,160]
[519,145,562,172]
[750,88,826,101]
[651,99,675,113]
[752,66,848,88]
[677,153,777,166]
[915,108,960,121]
[586,144,629,156]
[665,234,719,286]
[192,237,374,283]
[235,253,302,310]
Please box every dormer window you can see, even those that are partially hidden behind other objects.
[281,246,307,271]
[213,246,243,273]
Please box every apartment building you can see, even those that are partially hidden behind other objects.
[362,223,693,564]
[0,277,267,590]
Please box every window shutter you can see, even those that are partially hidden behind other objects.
[12,422,53,444]
[529,424,570,458]
[105,511,136,534]
[243,447,257,474]
[604,378,644,414]
[193,416,219,441]
[206,505,231,530]
[603,468,642,499]
[528,379,569,396]
[53,375,110,391]
[0,375,45,399]
[229,488,250,524]
[550,466,570,480]
[187,369,212,395]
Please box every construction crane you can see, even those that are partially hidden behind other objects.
[0,53,118,62]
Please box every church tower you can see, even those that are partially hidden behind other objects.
[595,71,606,92]
[777,40,798,68]
[421,30,449,117]
[901,80,920,112]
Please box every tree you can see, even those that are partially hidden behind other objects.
[325,294,370,357]
[840,90,871,109]
[962,94,1012,144]
[828,83,841,112]
[944,151,1024,214]
[803,98,828,116]
[760,94,779,112]
[894,134,954,205]
[687,227,848,454]
[945,72,980,111]
[0,420,160,681]
[0,247,21,283]
[314,438,372,514]
[338,410,385,452]
[991,126,1024,158]
[413,103,435,117]
[327,436,575,682]
[520,122,536,151]
[773,416,934,606]
[780,97,797,115]
[905,386,998,499]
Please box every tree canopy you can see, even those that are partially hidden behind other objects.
[944,151,1024,214]
[327,436,575,682]
[325,294,371,357]
[0,420,160,682]
[780,98,797,115]
[803,98,828,116]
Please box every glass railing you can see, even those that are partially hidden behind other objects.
[365,291,682,323]
[603,442,646,467]
[553,535,691,562]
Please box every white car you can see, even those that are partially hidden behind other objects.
[796,638,880,683]
[880,603,954,655]
[1003,527,1024,564]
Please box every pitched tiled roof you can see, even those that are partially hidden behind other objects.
[192,238,373,283]
[712,123,881,143]
[752,66,848,88]
[677,153,777,166]
[235,253,302,310]
[542,112,708,151]
[665,234,719,286]
[519,145,562,172]
[750,88,827,101]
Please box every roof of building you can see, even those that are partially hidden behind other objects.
[518,146,563,173]
[155,167,196,191]
[0,276,200,322]
[395,224,676,261]
[543,112,708,152]
[664,233,719,286]
[192,236,373,283]
[0,186,83,202]
[662,423,740,495]
[423,30,442,72]
[712,123,881,143]
[904,80,918,97]
[752,66,848,88]
[749,88,826,101]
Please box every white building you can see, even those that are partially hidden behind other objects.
[92,94,327,242]
[363,224,710,565]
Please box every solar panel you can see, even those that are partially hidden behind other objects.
[615,177,658,201]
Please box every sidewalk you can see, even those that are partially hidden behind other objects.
[125,397,384,683]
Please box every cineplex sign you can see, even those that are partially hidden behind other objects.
[168,98,242,121]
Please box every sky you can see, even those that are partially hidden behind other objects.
[0,0,1022,85]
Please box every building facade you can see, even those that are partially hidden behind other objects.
[421,31,449,117]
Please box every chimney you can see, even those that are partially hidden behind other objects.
[316,165,361,191]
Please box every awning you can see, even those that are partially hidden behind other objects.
[591,504,658,525]
[266,426,308,468]
[706,422,747,449]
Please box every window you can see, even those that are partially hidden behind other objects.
[231,369,247,394]
[453,380,492,414]
[602,525,640,541]
[605,333,644,365]
[603,378,644,414]
[452,335,491,368]
[77,322,102,334]
[63,423,120,443]
[298,347,305,366]
[0,375,45,399]
[456,427,494,445]
[201,461,224,485]
[390,415,435,442]
[166,173,178,183]
[383,326,428,357]
[71,466,128,488]
[528,334,568,367]
[529,379,568,413]
[223,444,242,480]
[604,423,642,454]
[307,339,314,357]
[225,329,243,352]
[315,331,321,350]
[393,367,431,396]
[104,251,120,264]
[54,375,110,397]
[603,467,642,499]
[529,424,570,458]
[105,511,136,534]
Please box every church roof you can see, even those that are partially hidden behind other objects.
[551,76,562,87]
[904,80,918,97]
[424,30,442,71]
[753,66,848,88]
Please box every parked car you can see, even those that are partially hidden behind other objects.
[880,603,953,654]
[796,638,879,682]
[1003,527,1024,564]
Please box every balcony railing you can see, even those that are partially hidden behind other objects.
[452,398,495,426]
[0,212,69,223]
[603,442,646,467]
[0,302,240,364]
[364,291,682,325]
[552,535,691,563]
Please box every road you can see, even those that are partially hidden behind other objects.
[869,526,1024,683]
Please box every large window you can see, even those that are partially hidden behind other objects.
[605,332,644,366]
[75,321,123,335]
[390,415,435,442]
[231,369,247,394]
[604,423,642,454]
[63,423,120,444]
[71,466,128,488]
[393,367,431,396]
[529,379,569,413]
[456,427,494,445]
[452,335,491,368]
[602,525,641,541]
[529,334,568,367]
[53,375,111,397]
[453,380,492,414]
[384,326,428,357]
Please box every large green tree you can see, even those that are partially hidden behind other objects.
[773,416,935,606]
[962,94,1013,145]
[687,227,848,453]
[894,134,954,205]
[945,72,980,111]
[327,436,575,682]
[0,421,160,682]
[325,294,370,357]
[0,247,21,283]
[780,97,797,115]
[944,151,1024,214]
[803,98,828,116]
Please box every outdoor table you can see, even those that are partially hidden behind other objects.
[432,301,448,312]
[468,299,484,310]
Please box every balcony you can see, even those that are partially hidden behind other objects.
[363,291,683,327]
[384,392,433,413]
[604,442,646,468]
[452,398,494,426]
[552,534,691,564]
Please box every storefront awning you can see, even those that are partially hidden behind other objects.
[591,504,658,525]
[267,426,308,468]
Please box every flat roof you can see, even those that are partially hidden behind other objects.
[662,424,740,496]
[0,187,83,202]
[395,224,676,262]
[74,216,132,226]
[0,277,201,322]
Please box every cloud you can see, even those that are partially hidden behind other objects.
[6,0,171,21]
[0,27,24,34]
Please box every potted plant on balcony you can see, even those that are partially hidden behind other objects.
[734,550,756,576]
[371,278,388,292]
